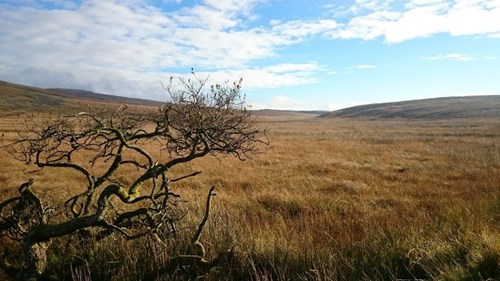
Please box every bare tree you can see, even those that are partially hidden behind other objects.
[0,74,266,280]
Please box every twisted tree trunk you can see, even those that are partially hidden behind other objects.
[0,75,265,280]
[21,239,50,281]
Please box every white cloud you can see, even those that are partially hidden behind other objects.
[446,1,500,37]
[329,11,400,41]
[269,19,281,25]
[246,95,305,110]
[327,102,360,111]
[272,19,338,39]
[0,0,332,99]
[196,62,321,90]
[353,0,396,12]
[202,0,264,14]
[405,0,450,9]
[263,63,319,73]
[384,4,449,42]
[248,95,359,111]
[425,53,476,61]
[350,64,377,69]
[332,0,396,18]
[328,0,500,43]
[270,95,302,108]
[173,5,239,29]
[341,64,376,74]
[250,94,323,111]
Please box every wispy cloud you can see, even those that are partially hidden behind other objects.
[350,64,377,70]
[272,19,338,40]
[425,53,476,62]
[196,62,321,90]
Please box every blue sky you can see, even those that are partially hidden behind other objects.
[1,0,499,110]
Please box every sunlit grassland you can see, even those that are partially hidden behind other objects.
[1,115,499,280]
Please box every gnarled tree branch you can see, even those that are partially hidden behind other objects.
[0,73,266,280]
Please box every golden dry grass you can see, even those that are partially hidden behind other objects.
[1,114,499,280]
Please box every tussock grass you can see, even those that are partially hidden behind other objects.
[1,116,499,280]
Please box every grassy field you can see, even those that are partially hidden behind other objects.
[1,113,499,280]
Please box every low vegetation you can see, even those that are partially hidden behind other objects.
[0,81,499,280]
[321,96,500,119]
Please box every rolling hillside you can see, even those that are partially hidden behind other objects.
[0,81,71,113]
[321,96,500,120]
[47,88,164,107]
[3,81,500,120]
[0,81,162,115]
[0,81,324,120]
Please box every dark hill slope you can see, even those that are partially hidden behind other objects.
[320,96,500,120]
[0,81,163,115]
[47,88,163,107]
[0,81,76,114]
[0,81,321,119]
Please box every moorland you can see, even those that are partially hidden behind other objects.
[0,81,499,280]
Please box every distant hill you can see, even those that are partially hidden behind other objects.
[0,80,324,119]
[320,96,500,120]
[47,88,164,107]
[254,109,328,116]
[0,80,74,114]
[250,109,327,121]
[0,81,163,115]
[7,81,498,121]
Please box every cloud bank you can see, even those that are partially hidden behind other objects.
[0,0,327,99]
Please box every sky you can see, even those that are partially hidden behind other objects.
[1,0,499,110]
